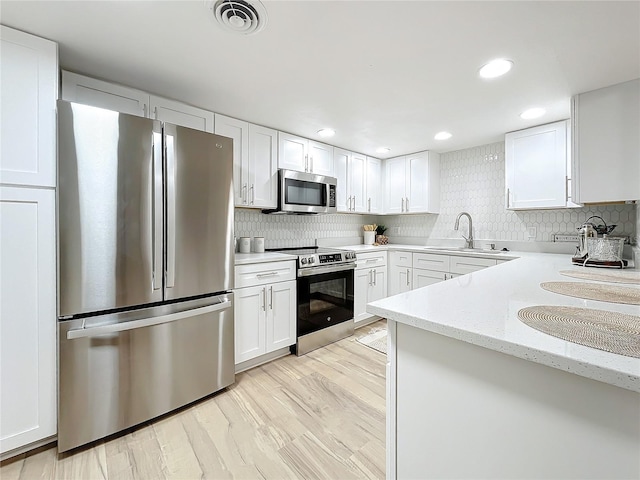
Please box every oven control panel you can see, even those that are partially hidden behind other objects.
[299,251,356,267]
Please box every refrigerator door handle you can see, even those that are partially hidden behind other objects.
[165,127,177,289]
[152,128,163,291]
[66,300,232,340]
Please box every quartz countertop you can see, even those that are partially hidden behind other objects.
[367,251,640,392]
[235,252,297,265]
[337,243,520,260]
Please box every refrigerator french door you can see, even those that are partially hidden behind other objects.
[57,101,235,452]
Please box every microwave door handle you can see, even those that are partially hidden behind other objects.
[152,128,163,291]
[165,127,176,289]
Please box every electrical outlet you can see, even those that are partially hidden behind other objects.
[554,234,579,243]
[527,227,537,239]
[392,226,400,235]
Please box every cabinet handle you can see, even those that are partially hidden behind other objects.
[405,197,409,212]
[406,269,410,286]
[257,271,278,278]
[269,286,273,310]
[242,183,247,203]
[153,107,158,120]
[565,176,570,202]
[368,198,371,212]
[353,195,356,211]
[506,188,511,208]
[372,269,377,286]
[401,197,405,212]
[143,103,148,118]
[305,154,309,172]
[261,287,266,311]
[369,269,373,286]
[250,184,255,205]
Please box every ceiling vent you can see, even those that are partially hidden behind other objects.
[206,0,268,36]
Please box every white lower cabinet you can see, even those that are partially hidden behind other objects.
[354,252,387,325]
[234,261,296,365]
[388,251,413,296]
[0,187,56,455]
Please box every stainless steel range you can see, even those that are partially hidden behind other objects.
[269,247,356,355]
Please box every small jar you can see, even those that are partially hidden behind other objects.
[238,237,251,253]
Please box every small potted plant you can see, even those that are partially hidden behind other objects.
[375,225,388,245]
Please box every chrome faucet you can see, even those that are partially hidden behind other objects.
[454,212,474,249]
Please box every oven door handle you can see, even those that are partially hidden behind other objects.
[297,263,356,277]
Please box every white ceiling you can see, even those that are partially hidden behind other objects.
[1,1,639,158]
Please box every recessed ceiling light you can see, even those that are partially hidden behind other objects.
[520,107,546,119]
[317,128,335,138]
[434,131,452,140]
[479,59,513,79]
[376,147,390,154]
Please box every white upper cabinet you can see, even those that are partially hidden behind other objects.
[572,79,640,203]
[61,70,148,118]
[366,156,382,213]
[278,132,309,172]
[505,120,573,209]
[247,124,278,208]
[308,140,335,177]
[1,27,58,187]
[215,114,249,206]
[384,151,440,214]
[149,95,214,133]
[278,132,334,176]
[334,148,350,211]
[333,148,367,213]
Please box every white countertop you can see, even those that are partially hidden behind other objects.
[235,251,297,265]
[367,251,640,392]
[337,243,520,261]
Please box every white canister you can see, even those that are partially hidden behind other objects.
[363,231,375,245]
[239,237,251,253]
[253,237,265,253]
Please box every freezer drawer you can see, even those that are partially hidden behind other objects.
[58,294,234,452]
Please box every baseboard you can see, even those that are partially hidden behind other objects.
[234,347,292,374]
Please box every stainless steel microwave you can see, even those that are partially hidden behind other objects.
[263,169,337,214]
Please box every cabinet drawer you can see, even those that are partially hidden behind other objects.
[356,251,387,268]
[235,260,296,288]
[389,250,412,268]
[413,253,450,273]
[449,256,497,275]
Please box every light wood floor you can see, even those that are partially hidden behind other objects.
[1,320,387,480]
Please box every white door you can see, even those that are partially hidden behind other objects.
[149,95,215,132]
[61,71,148,118]
[234,285,266,364]
[354,268,372,323]
[0,187,56,454]
[215,114,249,207]
[334,148,350,212]
[406,151,429,213]
[385,157,406,214]
[505,120,568,209]
[366,157,382,213]
[349,152,367,213]
[248,124,278,209]
[266,280,296,352]
[1,27,57,188]
[278,132,308,172]
[308,141,334,176]
[413,269,446,288]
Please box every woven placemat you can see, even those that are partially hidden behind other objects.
[540,281,640,305]
[518,306,640,358]
[560,270,640,285]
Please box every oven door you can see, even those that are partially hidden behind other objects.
[297,264,354,341]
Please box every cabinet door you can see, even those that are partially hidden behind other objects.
[406,152,429,212]
[573,79,640,203]
[266,280,296,352]
[354,268,373,323]
[1,187,56,454]
[278,132,308,172]
[505,120,568,209]
[385,157,407,214]
[248,124,278,209]
[349,152,367,212]
[366,157,382,213]
[370,268,387,303]
[1,27,57,187]
[61,71,148,118]
[334,148,350,212]
[216,114,249,206]
[413,269,446,288]
[234,285,266,364]
[309,141,334,177]
[149,95,214,132]
[389,264,412,296]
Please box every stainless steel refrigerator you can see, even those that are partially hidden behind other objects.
[56,101,235,452]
